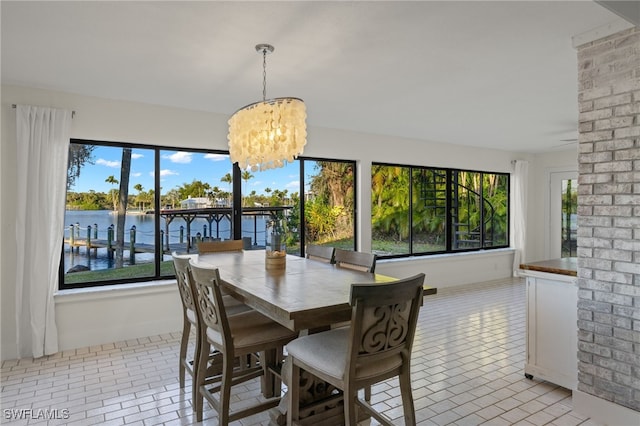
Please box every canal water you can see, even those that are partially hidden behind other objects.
[63,210,268,272]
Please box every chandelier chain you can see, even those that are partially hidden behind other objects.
[262,47,267,101]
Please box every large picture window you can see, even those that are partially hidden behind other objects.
[372,163,509,258]
[62,140,356,289]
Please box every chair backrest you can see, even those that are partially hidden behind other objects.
[197,239,243,253]
[172,252,198,313]
[346,273,425,382]
[188,260,232,349]
[334,248,377,273]
[305,244,335,263]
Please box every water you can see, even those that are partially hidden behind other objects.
[63,210,268,272]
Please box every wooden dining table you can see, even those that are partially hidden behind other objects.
[197,249,436,332]
[195,249,437,425]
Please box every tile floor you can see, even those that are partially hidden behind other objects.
[1,277,600,425]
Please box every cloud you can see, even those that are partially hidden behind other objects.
[159,169,179,177]
[204,153,228,162]
[131,172,142,177]
[286,180,300,189]
[131,153,144,159]
[163,152,192,164]
[96,158,120,168]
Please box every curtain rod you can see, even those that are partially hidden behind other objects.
[12,104,75,118]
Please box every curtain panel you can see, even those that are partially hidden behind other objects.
[512,160,528,276]
[15,105,72,358]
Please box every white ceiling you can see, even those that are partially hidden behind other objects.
[1,1,627,153]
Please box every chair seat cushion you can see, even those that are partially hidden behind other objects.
[286,327,404,382]
[286,327,349,380]
[186,308,197,326]
[206,310,296,350]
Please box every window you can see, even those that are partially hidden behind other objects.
[372,163,509,258]
[62,139,355,289]
[561,178,577,258]
[302,159,356,252]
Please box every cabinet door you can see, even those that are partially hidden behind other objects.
[526,276,577,389]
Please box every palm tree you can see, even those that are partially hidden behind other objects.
[220,173,232,206]
[133,183,144,211]
[115,148,132,268]
[105,175,119,211]
[241,170,254,207]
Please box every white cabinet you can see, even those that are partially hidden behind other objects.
[521,267,578,390]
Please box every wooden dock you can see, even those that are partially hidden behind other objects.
[64,205,288,258]
[64,238,165,254]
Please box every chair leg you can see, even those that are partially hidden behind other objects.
[219,353,234,426]
[287,360,301,426]
[179,319,190,388]
[191,322,200,412]
[194,340,210,421]
[399,369,416,426]
[343,384,358,426]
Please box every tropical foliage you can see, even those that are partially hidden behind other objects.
[305,161,355,245]
[371,165,509,255]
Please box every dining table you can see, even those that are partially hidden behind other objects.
[196,249,437,425]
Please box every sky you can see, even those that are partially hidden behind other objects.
[71,145,303,197]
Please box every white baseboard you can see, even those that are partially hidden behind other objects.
[573,390,639,426]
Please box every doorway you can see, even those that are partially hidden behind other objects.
[548,171,578,259]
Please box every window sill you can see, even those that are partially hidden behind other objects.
[54,279,177,303]
[378,247,514,264]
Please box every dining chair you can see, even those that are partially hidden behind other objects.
[286,273,425,426]
[333,248,377,272]
[172,251,254,408]
[196,239,252,315]
[332,249,378,336]
[305,244,335,263]
[197,239,244,253]
[171,253,200,396]
[189,260,298,424]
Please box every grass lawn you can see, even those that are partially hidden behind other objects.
[64,260,175,284]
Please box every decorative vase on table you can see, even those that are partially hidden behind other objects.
[266,217,286,270]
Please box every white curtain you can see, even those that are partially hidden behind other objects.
[15,105,72,358]
[512,160,529,276]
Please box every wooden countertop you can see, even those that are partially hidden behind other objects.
[519,257,577,277]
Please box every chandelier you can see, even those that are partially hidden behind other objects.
[228,44,307,171]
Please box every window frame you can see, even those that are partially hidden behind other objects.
[60,139,357,289]
[372,161,510,260]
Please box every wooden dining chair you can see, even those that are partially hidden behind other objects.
[172,251,254,408]
[171,253,200,397]
[195,239,252,315]
[197,239,244,253]
[305,244,335,263]
[286,273,425,426]
[334,248,377,273]
[189,260,298,424]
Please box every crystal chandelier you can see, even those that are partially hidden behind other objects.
[228,44,307,171]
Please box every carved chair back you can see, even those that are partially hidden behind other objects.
[188,262,233,350]
[346,273,425,385]
[172,252,198,313]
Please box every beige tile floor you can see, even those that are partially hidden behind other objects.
[1,277,600,425]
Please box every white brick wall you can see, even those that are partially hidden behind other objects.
[576,27,640,412]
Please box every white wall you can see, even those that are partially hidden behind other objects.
[1,85,573,360]
[526,150,578,262]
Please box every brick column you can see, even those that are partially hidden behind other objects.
[576,26,639,413]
